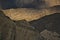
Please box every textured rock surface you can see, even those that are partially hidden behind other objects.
[0,10,16,40]
[2,5,60,21]
[0,1,60,40]
[0,10,44,40]
[29,13,60,34]
[0,10,43,40]
[14,20,60,40]
[14,20,35,30]
[15,23,41,40]
[40,30,60,40]
[14,20,42,40]
[0,10,60,40]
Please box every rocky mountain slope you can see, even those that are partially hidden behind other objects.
[0,1,60,40]
[0,10,60,40]
[2,5,60,21]
[0,10,43,40]
[29,13,60,34]
[0,10,16,40]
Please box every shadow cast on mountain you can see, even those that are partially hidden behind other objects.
[0,10,16,40]
[29,13,60,34]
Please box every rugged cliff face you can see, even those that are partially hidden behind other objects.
[0,10,42,40]
[0,10,60,40]
[2,5,60,21]
[0,0,60,40]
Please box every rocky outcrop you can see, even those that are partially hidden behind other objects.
[2,5,60,21]
[0,10,60,40]
[40,30,60,40]
[0,10,42,40]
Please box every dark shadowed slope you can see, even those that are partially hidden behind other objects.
[0,0,50,9]
[29,13,60,34]
[13,20,38,32]
[50,5,60,9]
[49,5,60,13]
[0,10,16,40]
[0,11,43,40]
[13,20,42,40]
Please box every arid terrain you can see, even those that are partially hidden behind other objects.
[0,0,60,40]
[2,5,60,21]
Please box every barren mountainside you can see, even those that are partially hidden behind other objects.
[0,0,60,40]
[2,5,60,21]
